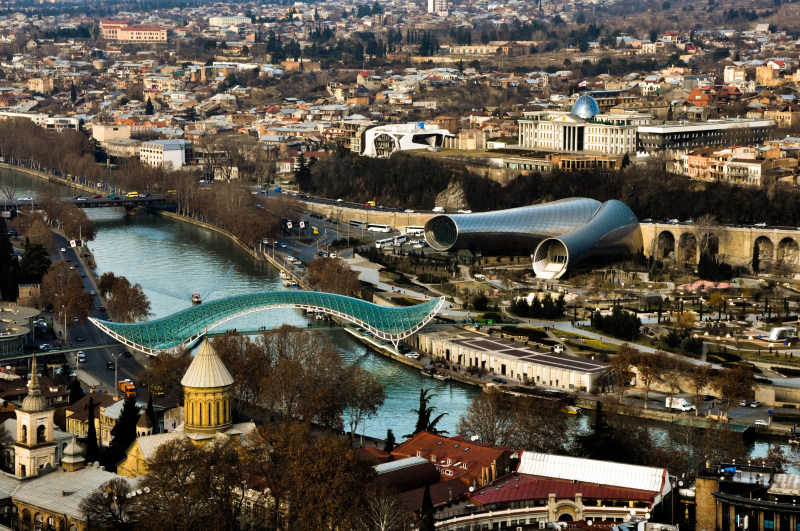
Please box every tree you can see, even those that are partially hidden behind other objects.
[17,242,50,284]
[689,364,713,414]
[355,484,415,531]
[472,291,488,311]
[712,365,755,417]
[79,477,138,531]
[145,97,154,116]
[68,378,84,404]
[306,258,362,296]
[0,218,18,301]
[752,241,760,273]
[344,365,386,444]
[105,275,152,323]
[145,394,155,427]
[406,388,447,438]
[419,484,435,531]
[609,343,637,401]
[636,351,665,409]
[106,396,140,468]
[84,397,99,463]
[70,83,77,104]
[384,429,396,452]
[40,260,94,339]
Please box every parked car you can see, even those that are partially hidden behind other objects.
[77,351,86,362]
[750,401,764,408]
[491,377,508,384]
[405,352,419,359]
[739,400,750,407]
[755,419,769,426]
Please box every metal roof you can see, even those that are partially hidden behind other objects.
[91,291,445,355]
[518,452,669,495]
[180,339,234,388]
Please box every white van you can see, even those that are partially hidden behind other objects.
[432,206,445,213]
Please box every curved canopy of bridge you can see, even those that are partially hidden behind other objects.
[89,291,446,355]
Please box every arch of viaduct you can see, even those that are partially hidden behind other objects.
[640,223,800,271]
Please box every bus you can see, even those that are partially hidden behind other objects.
[350,219,367,229]
[393,234,407,246]
[367,223,391,233]
[311,226,319,235]
[375,237,394,249]
[406,226,424,236]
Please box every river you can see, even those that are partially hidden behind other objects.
[1,167,791,465]
[1,167,478,440]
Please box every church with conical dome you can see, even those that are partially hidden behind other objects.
[13,353,57,478]
[117,339,255,478]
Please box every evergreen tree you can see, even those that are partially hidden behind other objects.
[384,428,396,452]
[419,484,435,531]
[573,401,615,460]
[145,97,154,115]
[0,218,18,301]
[107,396,140,467]
[752,242,760,273]
[70,83,76,104]
[68,378,84,404]
[84,397,100,463]
[17,242,50,284]
[146,393,156,428]
[406,389,448,438]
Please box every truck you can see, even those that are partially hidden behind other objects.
[666,397,695,412]
[118,379,137,398]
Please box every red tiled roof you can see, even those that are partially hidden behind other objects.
[470,473,657,507]
[392,432,510,485]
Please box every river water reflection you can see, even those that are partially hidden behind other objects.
[0,168,790,462]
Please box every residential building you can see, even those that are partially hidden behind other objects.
[427,0,448,14]
[26,78,53,93]
[208,16,252,27]
[391,431,513,489]
[139,139,194,170]
[64,391,120,446]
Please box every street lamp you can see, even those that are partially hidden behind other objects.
[112,353,122,399]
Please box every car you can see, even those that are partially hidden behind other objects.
[405,352,419,359]
[750,401,764,408]
[491,377,508,384]
[77,351,85,362]
[60,247,66,252]
[76,196,87,201]
[76,335,83,342]
[325,218,334,223]
[279,243,287,248]
[107,193,117,198]
[106,361,115,371]
[336,198,343,202]
[80,273,85,278]
[413,243,425,249]
[739,400,750,407]
[642,218,653,223]
[38,344,51,351]
[123,350,132,357]
[73,317,79,323]
[755,419,769,426]
[65,258,71,262]
[99,305,105,311]
[90,290,96,295]
[92,194,102,199]
[457,209,473,214]
[405,209,415,213]
[18,197,32,201]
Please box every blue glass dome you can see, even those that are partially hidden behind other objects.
[571,94,600,120]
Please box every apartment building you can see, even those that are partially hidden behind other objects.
[139,139,193,170]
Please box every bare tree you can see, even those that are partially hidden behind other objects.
[79,477,138,531]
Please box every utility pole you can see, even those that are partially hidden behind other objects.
[112,353,122,399]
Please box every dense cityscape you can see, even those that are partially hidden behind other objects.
[1,0,800,529]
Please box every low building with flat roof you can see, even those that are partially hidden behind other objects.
[416,327,608,391]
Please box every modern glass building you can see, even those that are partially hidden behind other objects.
[423,198,642,279]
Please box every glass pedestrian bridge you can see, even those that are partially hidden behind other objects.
[89,291,447,355]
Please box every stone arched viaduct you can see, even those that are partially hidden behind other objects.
[640,223,800,270]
